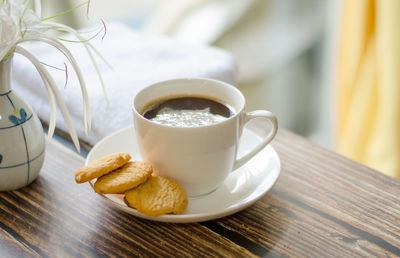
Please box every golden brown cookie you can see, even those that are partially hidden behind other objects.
[124,176,188,216]
[75,152,131,183]
[93,161,153,194]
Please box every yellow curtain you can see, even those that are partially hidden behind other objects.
[337,0,400,178]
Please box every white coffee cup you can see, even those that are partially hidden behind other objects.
[133,78,278,197]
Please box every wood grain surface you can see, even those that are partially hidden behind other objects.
[0,129,399,257]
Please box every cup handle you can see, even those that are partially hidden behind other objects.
[232,110,278,171]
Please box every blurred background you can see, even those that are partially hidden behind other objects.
[40,0,400,178]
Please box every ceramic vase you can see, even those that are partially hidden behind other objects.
[0,55,45,191]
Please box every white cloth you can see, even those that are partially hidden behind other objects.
[11,22,237,145]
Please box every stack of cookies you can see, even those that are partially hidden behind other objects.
[75,152,188,216]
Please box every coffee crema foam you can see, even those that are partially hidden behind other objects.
[149,107,227,127]
[142,96,234,127]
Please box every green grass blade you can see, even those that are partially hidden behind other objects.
[56,27,102,43]
[41,1,88,21]
[19,0,32,26]
[87,0,91,17]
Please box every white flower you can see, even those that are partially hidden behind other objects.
[0,0,108,152]
[0,1,50,59]
[0,3,20,60]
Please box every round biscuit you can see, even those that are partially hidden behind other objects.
[94,161,153,194]
[124,176,188,216]
[75,152,131,183]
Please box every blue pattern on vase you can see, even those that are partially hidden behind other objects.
[0,58,46,191]
[9,108,27,125]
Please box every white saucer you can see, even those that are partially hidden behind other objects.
[86,125,281,223]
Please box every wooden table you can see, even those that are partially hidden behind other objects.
[1,129,400,257]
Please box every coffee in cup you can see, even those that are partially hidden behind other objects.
[141,95,235,127]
